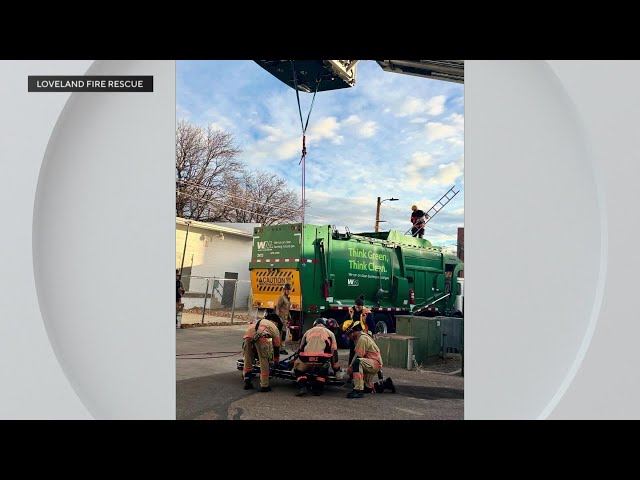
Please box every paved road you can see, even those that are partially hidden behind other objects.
[176,326,463,420]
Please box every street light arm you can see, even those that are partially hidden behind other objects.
[376,197,399,232]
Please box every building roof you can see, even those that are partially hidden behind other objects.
[210,222,261,234]
[176,217,253,238]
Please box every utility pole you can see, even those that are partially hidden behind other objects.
[375,197,399,232]
[180,220,191,275]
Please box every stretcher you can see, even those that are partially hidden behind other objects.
[236,350,348,386]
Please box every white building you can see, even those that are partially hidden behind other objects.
[176,217,259,310]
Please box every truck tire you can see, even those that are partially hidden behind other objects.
[373,313,394,334]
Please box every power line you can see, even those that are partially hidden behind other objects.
[382,203,458,238]
[382,203,405,216]
[178,180,302,214]
[425,225,457,238]
[178,192,285,221]
[179,191,331,222]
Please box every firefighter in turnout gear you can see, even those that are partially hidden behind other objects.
[293,318,340,397]
[242,313,283,392]
[342,319,384,399]
[275,283,292,354]
[410,205,427,238]
[347,295,374,333]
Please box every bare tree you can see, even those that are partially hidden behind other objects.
[176,120,242,221]
[229,170,306,225]
[176,119,308,225]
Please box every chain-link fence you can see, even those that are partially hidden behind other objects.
[178,276,259,326]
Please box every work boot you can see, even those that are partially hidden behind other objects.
[280,349,289,355]
[384,378,396,393]
[312,384,324,396]
[346,389,364,399]
[363,386,373,394]
[259,386,272,392]
[243,379,253,390]
[295,381,307,396]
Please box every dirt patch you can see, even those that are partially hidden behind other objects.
[180,321,250,328]
[416,355,462,374]
[183,307,256,323]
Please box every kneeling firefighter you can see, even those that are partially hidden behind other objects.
[293,317,340,397]
[346,295,375,364]
[242,313,284,392]
[342,319,395,398]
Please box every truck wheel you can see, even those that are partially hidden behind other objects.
[373,313,394,334]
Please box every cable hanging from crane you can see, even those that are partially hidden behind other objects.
[290,60,321,227]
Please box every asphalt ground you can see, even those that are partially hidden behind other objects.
[176,325,463,420]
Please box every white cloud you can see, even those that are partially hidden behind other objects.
[404,152,435,187]
[425,122,458,141]
[258,124,284,141]
[204,107,237,132]
[410,117,428,124]
[243,116,343,164]
[425,113,464,144]
[308,116,340,140]
[429,161,463,186]
[343,115,361,126]
[410,151,435,168]
[425,95,446,115]
[398,97,424,116]
[358,120,378,138]
[397,95,447,117]
[275,138,303,159]
[448,112,464,128]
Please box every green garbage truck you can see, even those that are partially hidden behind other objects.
[249,223,463,337]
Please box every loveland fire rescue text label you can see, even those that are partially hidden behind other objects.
[28,76,153,92]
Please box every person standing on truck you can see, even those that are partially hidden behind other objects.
[410,205,428,238]
[275,283,293,354]
[341,319,383,399]
[292,318,340,397]
[241,313,283,392]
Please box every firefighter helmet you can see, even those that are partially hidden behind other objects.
[342,319,363,334]
[313,318,328,327]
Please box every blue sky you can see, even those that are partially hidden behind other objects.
[177,60,464,247]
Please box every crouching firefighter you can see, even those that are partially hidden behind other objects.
[293,318,340,397]
[342,319,394,398]
[242,313,283,392]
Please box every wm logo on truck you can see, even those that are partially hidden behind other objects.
[347,279,359,286]
[257,241,273,251]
